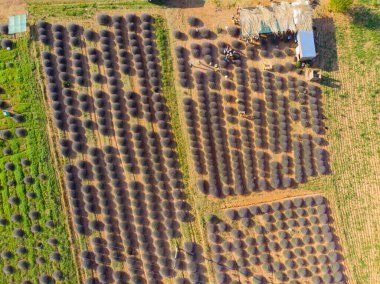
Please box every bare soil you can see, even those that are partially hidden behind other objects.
[0,0,26,22]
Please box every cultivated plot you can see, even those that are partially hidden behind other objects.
[174,16,329,198]
[0,38,76,283]
[38,14,194,283]
[206,195,346,283]
[34,9,347,284]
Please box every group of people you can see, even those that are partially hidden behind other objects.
[242,36,259,44]
[223,46,240,63]
[231,15,240,25]
[232,6,241,25]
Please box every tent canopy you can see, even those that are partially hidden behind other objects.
[240,1,313,38]
[8,14,27,34]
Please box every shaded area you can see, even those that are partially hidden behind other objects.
[313,17,338,72]
[349,6,380,30]
[152,0,205,8]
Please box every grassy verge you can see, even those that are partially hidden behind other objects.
[28,0,158,19]
[154,15,196,241]
[0,37,78,282]
[155,14,220,281]
[300,5,380,283]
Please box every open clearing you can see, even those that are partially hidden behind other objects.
[0,0,378,283]
[0,0,26,22]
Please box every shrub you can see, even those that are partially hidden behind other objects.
[31,224,42,233]
[227,26,240,37]
[329,0,353,12]
[8,195,20,205]
[25,191,36,200]
[39,35,50,46]
[4,162,15,171]
[187,16,200,26]
[272,48,282,57]
[0,130,12,139]
[28,210,40,220]
[1,250,13,259]
[52,270,64,281]
[12,228,24,238]
[200,28,211,39]
[226,209,238,220]
[70,37,81,47]
[273,63,283,72]
[140,13,153,24]
[260,50,269,58]
[222,80,234,89]
[231,40,243,49]
[1,39,13,49]
[17,259,30,270]
[97,14,111,26]
[2,147,12,155]
[3,265,14,274]
[45,220,55,228]
[0,24,8,34]
[48,251,61,263]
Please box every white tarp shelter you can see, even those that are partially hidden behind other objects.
[240,1,313,38]
[8,14,27,34]
[296,30,316,61]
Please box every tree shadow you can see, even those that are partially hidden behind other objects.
[313,17,338,72]
[319,75,341,89]
[349,6,380,30]
[153,0,205,8]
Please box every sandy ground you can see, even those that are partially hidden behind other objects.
[0,0,26,23]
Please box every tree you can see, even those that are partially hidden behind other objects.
[330,0,353,13]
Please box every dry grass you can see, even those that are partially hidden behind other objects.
[299,4,380,283]
[0,0,25,22]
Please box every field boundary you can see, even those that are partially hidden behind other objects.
[155,14,218,281]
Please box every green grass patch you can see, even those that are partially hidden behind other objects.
[0,37,77,283]
[28,0,157,19]
[154,16,198,241]
[309,5,380,282]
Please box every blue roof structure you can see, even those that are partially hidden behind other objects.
[297,30,316,60]
[8,14,27,34]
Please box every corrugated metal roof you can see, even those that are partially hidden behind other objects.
[297,30,316,60]
[8,14,27,34]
